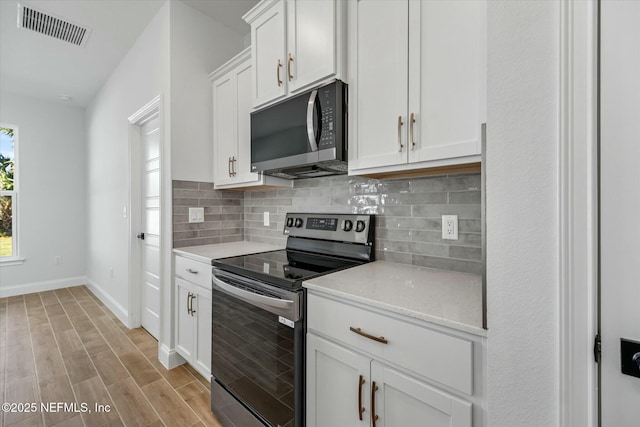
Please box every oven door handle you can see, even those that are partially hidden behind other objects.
[212,276,295,310]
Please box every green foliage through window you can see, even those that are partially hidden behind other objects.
[0,127,14,191]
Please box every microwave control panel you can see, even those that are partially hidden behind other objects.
[317,82,345,150]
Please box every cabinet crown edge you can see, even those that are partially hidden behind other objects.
[242,0,280,24]
[208,47,251,82]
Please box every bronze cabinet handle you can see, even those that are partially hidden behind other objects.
[190,293,196,316]
[349,327,389,344]
[358,375,365,420]
[228,157,232,177]
[410,112,416,150]
[397,116,404,152]
[187,292,192,315]
[277,59,283,86]
[288,53,294,81]
[371,381,379,427]
[187,268,198,275]
[232,157,237,176]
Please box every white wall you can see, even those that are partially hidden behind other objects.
[169,0,244,182]
[85,1,170,321]
[85,0,245,362]
[0,92,86,296]
[486,1,559,426]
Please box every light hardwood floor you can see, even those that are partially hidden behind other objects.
[0,286,221,427]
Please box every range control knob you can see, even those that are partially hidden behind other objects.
[286,217,294,227]
[342,220,353,232]
[294,218,304,228]
[355,220,366,233]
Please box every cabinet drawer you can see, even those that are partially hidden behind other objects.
[175,256,212,289]
[307,293,473,395]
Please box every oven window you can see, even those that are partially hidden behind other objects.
[212,287,296,427]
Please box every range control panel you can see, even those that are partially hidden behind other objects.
[283,213,374,245]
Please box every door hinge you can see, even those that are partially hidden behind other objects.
[594,333,602,363]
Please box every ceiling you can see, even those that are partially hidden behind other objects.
[182,0,258,35]
[0,0,257,107]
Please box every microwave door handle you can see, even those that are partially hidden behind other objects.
[306,89,319,152]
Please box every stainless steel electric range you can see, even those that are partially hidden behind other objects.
[210,213,375,427]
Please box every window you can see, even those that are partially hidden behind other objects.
[0,125,18,261]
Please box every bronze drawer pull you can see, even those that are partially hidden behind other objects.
[371,381,379,427]
[186,268,199,274]
[350,327,389,344]
[358,375,365,420]
[277,59,283,86]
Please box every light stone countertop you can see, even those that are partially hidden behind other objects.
[173,241,285,264]
[303,261,486,336]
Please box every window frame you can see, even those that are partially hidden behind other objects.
[0,123,23,265]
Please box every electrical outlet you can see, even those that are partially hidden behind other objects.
[263,211,270,226]
[189,207,204,223]
[442,215,459,240]
[54,256,62,265]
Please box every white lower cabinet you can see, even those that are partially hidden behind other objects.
[175,256,212,379]
[307,292,481,427]
[370,362,471,427]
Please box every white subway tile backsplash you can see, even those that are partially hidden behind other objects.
[172,174,483,274]
[243,173,483,274]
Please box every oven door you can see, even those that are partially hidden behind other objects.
[211,268,304,427]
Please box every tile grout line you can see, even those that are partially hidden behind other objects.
[56,288,139,427]
[80,286,211,426]
[1,298,6,427]
[40,291,92,427]
[75,286,208,427]
[19,294,47,427]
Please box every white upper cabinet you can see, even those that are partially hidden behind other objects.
[350,0,409,170]
[244,0,346,109]
[249,0,287,107]
[210,48,291,189]
[348,0,487,176]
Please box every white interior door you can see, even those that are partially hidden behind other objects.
[600,1,640,424]
[140,114,161,339]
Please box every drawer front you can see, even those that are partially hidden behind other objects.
[307,293,473,395]
[175,256,212,289]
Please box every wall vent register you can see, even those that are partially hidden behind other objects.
[17,3,91,47]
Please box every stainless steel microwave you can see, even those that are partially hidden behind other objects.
[250,80,347,179]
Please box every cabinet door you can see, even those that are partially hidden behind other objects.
[408,0,486,163]
[193,286,212,378]
[175,278,194,361]
[251,0,287,107]
[349,0,408,171]
[212,71,238,187]
[371,362,472,427]
[233,59,261,184]
[307,333,371,427]
[287,0,336,94]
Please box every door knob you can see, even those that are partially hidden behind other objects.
[137,233,145,240]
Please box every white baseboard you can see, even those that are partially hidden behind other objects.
[85,279,129,326]
[159,344,185,370]
[0,276,88,298]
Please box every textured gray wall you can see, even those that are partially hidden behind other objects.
[172,181,243,248]
[243,173,482,274]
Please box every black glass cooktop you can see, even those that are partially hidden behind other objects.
[211,249,363,290]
